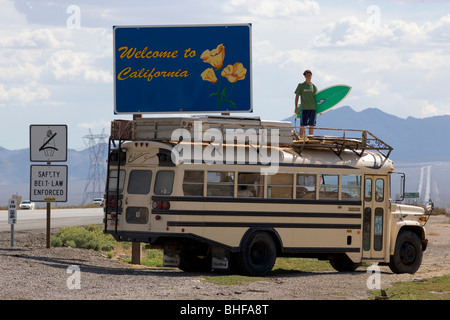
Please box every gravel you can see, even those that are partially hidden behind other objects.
[0,215,449,301]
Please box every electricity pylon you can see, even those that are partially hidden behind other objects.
[82,128,108,205]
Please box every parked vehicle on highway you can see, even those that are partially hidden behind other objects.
[93,198,104,206]
[20,200,35,210]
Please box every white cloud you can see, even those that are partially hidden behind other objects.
[312,12,450,48]
[0,83,50,105]
[78,119,111,131]
[312,16,429,47]
[45,50,112,83]
[223,0,320,18]
[0,28,63,48]
[0,0,26,26]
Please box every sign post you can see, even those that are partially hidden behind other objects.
[30,125,68,248]
[8,199,17,247]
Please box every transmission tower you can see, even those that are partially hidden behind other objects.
[82,128,109,205]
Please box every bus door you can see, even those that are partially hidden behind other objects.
[362,175,388,260]
[124,169,153,228]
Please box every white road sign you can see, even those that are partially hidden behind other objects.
[30,125,67,162]
[30,165,68,202]
[8,199,17,224]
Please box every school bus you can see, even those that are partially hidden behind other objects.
[103,116,429,276]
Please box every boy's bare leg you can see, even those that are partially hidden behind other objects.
[300,126,305,138]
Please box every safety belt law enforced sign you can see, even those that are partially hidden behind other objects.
[113,24,252,114]
[30,165,68,202]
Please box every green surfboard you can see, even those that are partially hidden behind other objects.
[297,84,351,119]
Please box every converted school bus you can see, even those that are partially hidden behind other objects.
[103,116,429,276]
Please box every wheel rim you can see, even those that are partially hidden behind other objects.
[250,242,268,266]
[399,242,416,265]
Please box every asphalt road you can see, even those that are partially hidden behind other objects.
[0,207,104,232]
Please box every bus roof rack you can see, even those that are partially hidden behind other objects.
[110,117,393,159]
[292,127,393,159]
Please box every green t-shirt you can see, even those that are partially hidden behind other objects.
[294,82,318,110]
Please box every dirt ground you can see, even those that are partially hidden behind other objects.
[0,215,449,301]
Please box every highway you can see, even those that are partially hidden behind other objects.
[0,207,104,232]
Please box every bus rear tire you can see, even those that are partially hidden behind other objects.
[179,247,212,273]
[389,230,422,274]
[237,231,276,276]
[329,254,360,272]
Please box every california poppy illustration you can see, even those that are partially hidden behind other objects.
[200,44,247,109]
[200,44,225,70]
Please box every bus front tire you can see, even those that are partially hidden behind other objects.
[237,232,276,277]
[389,230,422,274]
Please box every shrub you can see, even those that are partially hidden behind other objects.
[51,225,116,251]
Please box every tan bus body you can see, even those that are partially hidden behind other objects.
[104,120,428,276]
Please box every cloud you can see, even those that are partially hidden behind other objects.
[45,49,111,83]
[222,0,320,18]
[0,28,63,48]
[78,119,111,131]
[0,83,50,105]
[312,13,450,48]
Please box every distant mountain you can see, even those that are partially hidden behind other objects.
[0,144,108,206]
[1,108,449,207]
[285,106,450,162]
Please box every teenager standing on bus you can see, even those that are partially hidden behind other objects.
[294,70,317,137]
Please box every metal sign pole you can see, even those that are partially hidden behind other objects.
[8,199,17,247]
[46,202,51,248]
[11,224,14,247]
[46,161,51,248]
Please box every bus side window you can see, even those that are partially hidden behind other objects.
[341,175,361,201]
[268,173,293,199]
[154,171,175,195]
[238,172,263,198]
[183,170,204,196]
[296,174,316,199]
[319,174,339,200]
[207,171,234,197]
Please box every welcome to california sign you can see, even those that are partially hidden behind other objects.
[113,24,252,114]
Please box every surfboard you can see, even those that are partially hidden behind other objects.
[297,84,352,119]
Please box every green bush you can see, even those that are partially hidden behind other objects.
[51,225,116,251]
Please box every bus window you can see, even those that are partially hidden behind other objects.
[154,171,175,195]
[207,171,234,197]
[183,170,204,196]
[238,172,263,198]
[363,207,371,251]
[374,208,384,251]
[319,174,339,200]
[342,175,361,201]
[296,174,316,199]
[126,207,149,224]
[365,178,372,202]
[268,173,293,199]
[375,179,384,202]
[108,170,125,193]
[128,170,152,194]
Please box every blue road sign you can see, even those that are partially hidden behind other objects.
[113,24,252,114]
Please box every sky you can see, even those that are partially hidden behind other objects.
[0,0,449,150]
